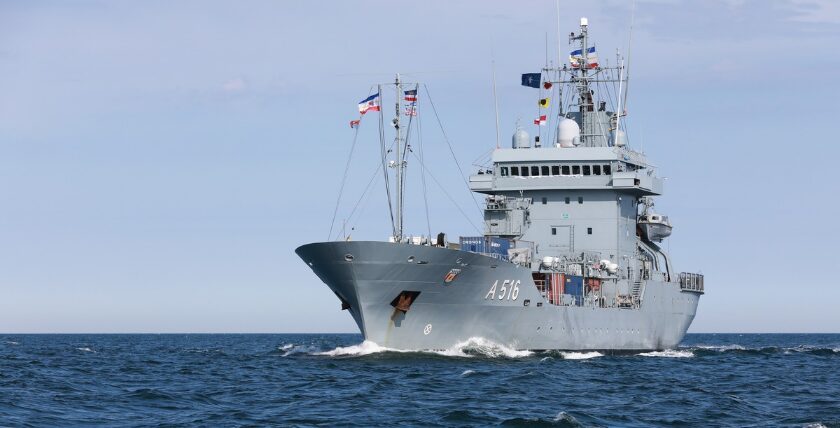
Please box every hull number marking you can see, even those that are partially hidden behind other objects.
[484,280,520,301]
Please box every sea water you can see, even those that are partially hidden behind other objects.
[1,333,837,426]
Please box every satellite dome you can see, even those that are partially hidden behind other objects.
[556,118,580,148]
[512,128,530,149]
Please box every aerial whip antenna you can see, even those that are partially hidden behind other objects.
[491,44,501,149]
[621,0,637,125]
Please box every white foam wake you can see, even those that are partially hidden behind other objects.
[434,337,533,358]
[694,344,745,351]
[76,347,95,353]
[639,349,694,358]
[315,340,405,357]
[314,337,532,358]
[559,351,603,360]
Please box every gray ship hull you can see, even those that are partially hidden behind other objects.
[296,241,700,351]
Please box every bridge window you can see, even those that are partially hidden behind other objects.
[500,167,509,176]
[551,165,559,175]
[587,227,593,235]
[531,166,539,176]
[541,166,549,176]
[562,165,570,175]
[593,165,601,175]
[578,196,583,204]
[511,166,520,176]
[603,165,611,175]
[565,197,570,204]
[521,166,529,177]
[583,165,591,176]
[542,197,547,205]
[572,165,581,175]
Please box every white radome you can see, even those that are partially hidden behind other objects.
[556,118,580,148]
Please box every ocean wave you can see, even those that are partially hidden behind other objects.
[460,369,476,377]
[554,411,585,427]
[5,341,19,345]
[694,344,746,351]
[279,343,326,357]
[434,337,533,358]
[639,349,694,358]
[314,340,404,357]
[499,411,584,427]
[690,344,839,356]
[559,351,603,360]
[76,347,96,353]
[313,337,532,359]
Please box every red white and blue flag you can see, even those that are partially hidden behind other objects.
[358,93,380,114]
[404,89,417,103]
[350,119,361,128]
[570,46,598,68]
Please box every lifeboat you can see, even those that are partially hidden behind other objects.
[638,212,672,242]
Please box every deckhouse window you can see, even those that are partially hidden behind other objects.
[583,165,591,176]
[565,197,570,204]
[572,165,581,175]
[593,165,601,175]
[551,227,557,235]
[603,165,611,175]
[542,197,547,205]
[521,166,529,177]
[511,166,519,176]
[578,196,583,204]
[531,166,539,176]
[501,167,509,176]
[552,165,560,175]
[562,165,570,175]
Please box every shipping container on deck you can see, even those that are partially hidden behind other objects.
[459,236,511,258]
[564,275,584,305]
[548,273,565,304]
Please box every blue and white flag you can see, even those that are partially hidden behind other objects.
[570,46,598,68]
[358,93,381,114]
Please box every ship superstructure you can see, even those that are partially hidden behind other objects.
[296,18,703,351]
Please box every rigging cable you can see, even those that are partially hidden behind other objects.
[422,84,484,217]
[416,105,433,240]
[378,84,397,238]
[339,163,382,240]
[409,150,482,235]
[340,133,400,240]
[327,121,362,240]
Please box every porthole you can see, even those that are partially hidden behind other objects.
[344,254,354,262]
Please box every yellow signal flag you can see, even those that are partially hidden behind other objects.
[539,97,550,108]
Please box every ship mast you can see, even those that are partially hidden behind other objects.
[570,17,591,147]
[394,73,405,242]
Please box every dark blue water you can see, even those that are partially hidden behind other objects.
[1,334,837,427]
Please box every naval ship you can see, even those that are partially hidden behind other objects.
[296,18,703,351]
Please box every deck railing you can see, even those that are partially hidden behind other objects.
[679,272,704,293]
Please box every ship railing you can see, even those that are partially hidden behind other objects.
[679,272,704,293]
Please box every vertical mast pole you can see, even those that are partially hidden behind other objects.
[615,57,624,147]
[394,73,403,241]
[580,18,588,147]
[492,59,501,149]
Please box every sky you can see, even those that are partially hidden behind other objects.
[1,0,839,333]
